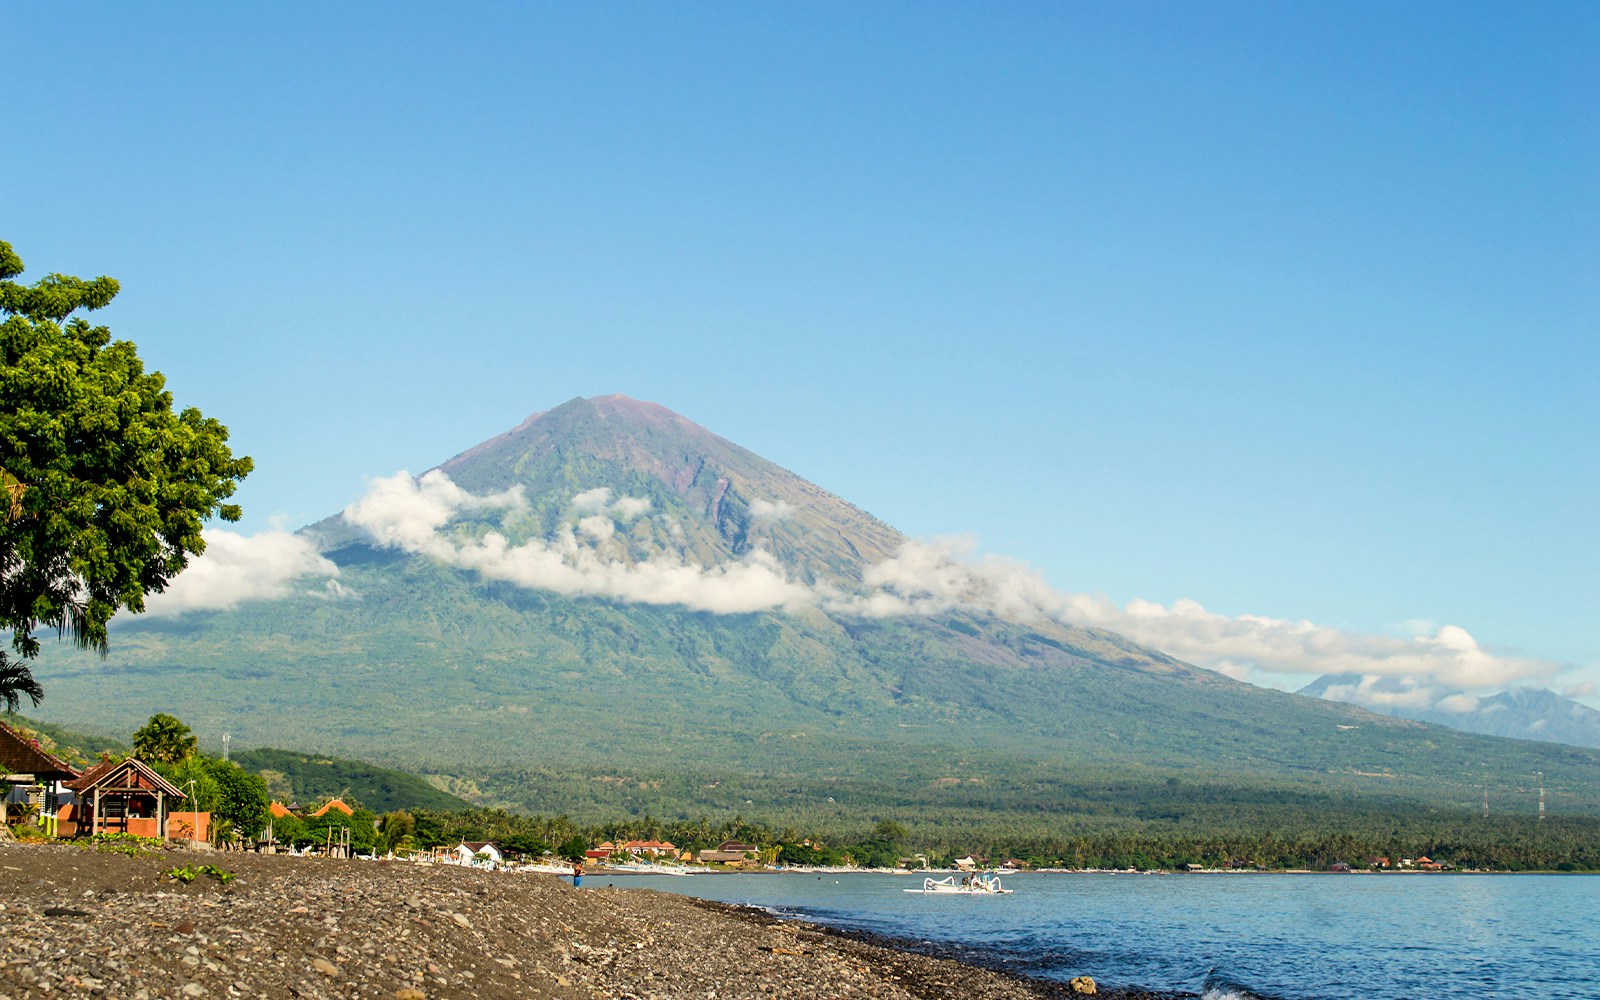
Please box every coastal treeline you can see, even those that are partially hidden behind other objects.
[13,713,1600,871]
[382,805,1600,872]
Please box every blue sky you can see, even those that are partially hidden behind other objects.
[6,3,1596,703]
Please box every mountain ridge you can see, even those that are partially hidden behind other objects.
[1301,673,1600,750]
[30,395,1600,825]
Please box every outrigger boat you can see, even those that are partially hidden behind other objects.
[904,873,1012,894]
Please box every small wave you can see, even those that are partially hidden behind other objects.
[1202,969,1284,1000]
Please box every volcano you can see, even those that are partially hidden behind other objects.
[31,395,1600,820]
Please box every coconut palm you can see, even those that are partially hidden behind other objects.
[131,713,198,764]
[0,653,44,713]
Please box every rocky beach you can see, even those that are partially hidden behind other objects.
[0,843,1181,999]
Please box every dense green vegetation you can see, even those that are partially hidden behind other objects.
[2,713,126,765]
[34,574,1600,825]
[18,711,1598,870]
[22,395,1600,869]
[231,747,469,813]
[373,801,1600,873]
[0,239,251,712]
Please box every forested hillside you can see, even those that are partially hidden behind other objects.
[30,396,1600,839]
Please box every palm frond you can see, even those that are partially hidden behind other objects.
[0,653,44,713]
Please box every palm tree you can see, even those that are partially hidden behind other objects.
[0,653,44,713]
[131,713,198,763]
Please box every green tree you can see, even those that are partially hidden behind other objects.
[272,811,306,847]
[0,657,43,713]
[378,809,416,854]
[156,754,221,810]
[0,239,251,704]
[205,758,270,840]
[305,807,377,854]
[557,835,589,862]
[873,819,908,844]
[132,712,197,764]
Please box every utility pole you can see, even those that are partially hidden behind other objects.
[222,732,231,762]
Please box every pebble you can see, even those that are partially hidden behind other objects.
[0,842,1179,1000]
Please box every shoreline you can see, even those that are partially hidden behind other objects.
[0,842,1185,998]
[689,897,1192,1000]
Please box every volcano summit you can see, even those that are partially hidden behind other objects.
[32,395,1600,822]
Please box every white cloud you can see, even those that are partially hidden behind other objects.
[1057,595,1556,691]
[571,487,613,513]
[1437,693,1482,714]
[749,498,794,521]
[141,529,341,617]
[1316,675,1444,711]
[1564,681,1596,698]
[569,487,651,521]
[343,472,812,615]
[343,470,526,554]
[156,471,1572,703]
[612,496,652,520]
[829,537,1065,622]
[822,534,1563,698]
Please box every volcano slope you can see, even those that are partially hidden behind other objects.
[32,395,1600,829]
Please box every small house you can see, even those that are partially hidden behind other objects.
[454,841,502,866]
[0,721,81,836]
[65,757,183,839]
[697,839,760,865]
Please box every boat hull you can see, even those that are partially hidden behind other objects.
[903,876,1013,894]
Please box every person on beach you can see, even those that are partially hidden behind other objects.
[572,861,584,888]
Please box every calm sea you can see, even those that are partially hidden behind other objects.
[606,871,1599,999]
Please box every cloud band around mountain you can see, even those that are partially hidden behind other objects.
[145,470,1567,699]
[141,529,341,616]
[342,471,813,614]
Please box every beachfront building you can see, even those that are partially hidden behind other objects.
[0,721,81,836]
[257,801,296,852]
[311,798,354,818]
[65,757,183,839]
[454,841,502,867]
[697,840,760,865]
[619,839,678,858]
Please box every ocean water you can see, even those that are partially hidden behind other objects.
[606,871,1600,999]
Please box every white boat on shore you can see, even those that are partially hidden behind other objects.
[601,862,697,876]
[904,874,1012,895]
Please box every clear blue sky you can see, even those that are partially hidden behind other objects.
[7,3,1596,699]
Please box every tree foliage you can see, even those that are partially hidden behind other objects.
[0,239,251,703]
[206,758,271,839]
[0,657,43,713]
[132,712,197,764]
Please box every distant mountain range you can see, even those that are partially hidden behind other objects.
[30,395,1600,824]
[1300,674,1600,750]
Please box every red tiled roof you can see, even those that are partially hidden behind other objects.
[65,757,181,796]
[311,798,354,817]
[0,721,80,780]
